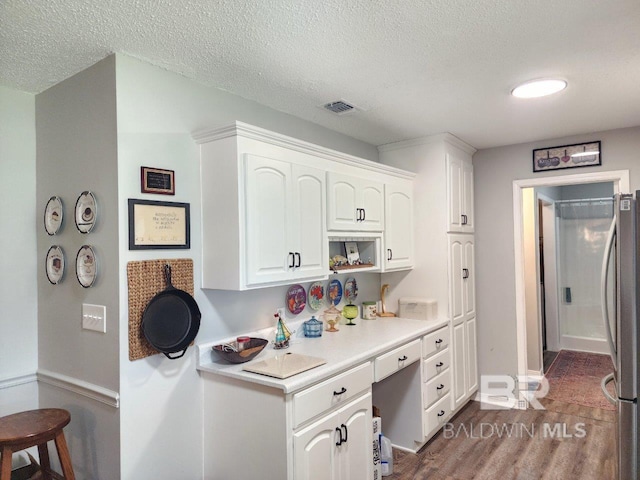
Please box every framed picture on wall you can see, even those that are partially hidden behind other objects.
[532,141,601,173]
[141,167,175,195]
[128,199,190,250]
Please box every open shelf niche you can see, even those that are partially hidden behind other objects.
[328,233,382,274]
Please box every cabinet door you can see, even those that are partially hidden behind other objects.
[327,173,359,230]
[466,317,478,395]
[447,154,463,232]
[292,165,328,280]
[244,154,292,286]
[452,322,467,409]
[448,236,464,324]
[462,238,475,319]
[338,393,373,480]
[462,162,474,231]
[360,182,384,231]
[384,183,413,271]
[294,408,341,480]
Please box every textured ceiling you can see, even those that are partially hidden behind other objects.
[2,0,640,149]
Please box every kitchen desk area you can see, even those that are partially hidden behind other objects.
[197,316,450,480]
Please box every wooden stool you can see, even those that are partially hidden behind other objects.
[0,408,75,480]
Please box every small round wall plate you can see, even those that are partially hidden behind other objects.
[286,284,307,314]
[44,196,64,235]
[76,245,98,288]
[45,245,65,285]
[308,281,325,311]
[74,191,97,234]
[328,279,343,306]
[344,277,358,300]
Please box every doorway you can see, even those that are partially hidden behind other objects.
[512,170,630,379]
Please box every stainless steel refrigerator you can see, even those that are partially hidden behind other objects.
[600,193,639,480]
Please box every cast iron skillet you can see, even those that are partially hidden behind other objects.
[141,264,201,359]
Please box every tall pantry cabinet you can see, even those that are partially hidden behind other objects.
[378,134,478,415]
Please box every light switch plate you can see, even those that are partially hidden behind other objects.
[82,303,106,333]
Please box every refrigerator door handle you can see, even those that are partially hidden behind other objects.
[600,372,618,406]
[600,215,617,366]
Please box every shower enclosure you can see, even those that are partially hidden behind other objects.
[554,197,614,353]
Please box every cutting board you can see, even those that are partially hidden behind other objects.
[243,353,326,379]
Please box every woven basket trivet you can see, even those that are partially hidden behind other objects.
[127,259,194,361]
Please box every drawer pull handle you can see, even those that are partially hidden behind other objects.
[437,410,445,417]
[333,387,347,396]
[435,339,443,345]
[335,427,343,446]
[398,355,408,361]
[341,423,348,443]
[436,362,444,368]
[437,384,444,390]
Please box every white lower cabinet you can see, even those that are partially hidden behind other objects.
[294,393,373,480]
[452,317,478,409]
[421,325,453,440]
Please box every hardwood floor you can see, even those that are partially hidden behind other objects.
[388,399,615,480]
[543,350,559,373]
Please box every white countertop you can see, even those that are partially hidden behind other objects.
[196,316,448,394]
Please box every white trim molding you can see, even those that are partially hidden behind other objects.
[0,372,37,390]
[512,169,630,378]
[37,369,120,408]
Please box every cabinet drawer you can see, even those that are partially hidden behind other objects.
[293,362,373,428]
[424,393,451,438]
[374,339,421,382]
[423,369,451,409]
[423,348,450,382]
[422,326,450,359]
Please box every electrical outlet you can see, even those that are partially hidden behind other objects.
[82,303,106,333]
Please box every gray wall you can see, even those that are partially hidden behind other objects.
[36,56,121,479]
[0,85,38,417]
[474,126,640,378]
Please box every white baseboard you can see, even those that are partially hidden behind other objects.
[37,369,119,408]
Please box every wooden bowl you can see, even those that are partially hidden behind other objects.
[212,337,268,364]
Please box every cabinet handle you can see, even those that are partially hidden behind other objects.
[437,384,444,390]
[356,208,362,221]
[462,268,469,279]
[335,427,343,446]
[436,362,444,368]
[288,252,295,268]
[387,249,393,261]
[341,424,348,444]
[398,355,408,361]
[461,214,467,225]
[333,387,347,396]
[435,339,443,345]
[437,410,446,417]
[361,208,366,221]
[295,252,301,268]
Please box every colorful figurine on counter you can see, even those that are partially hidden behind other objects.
[273,312,291,349]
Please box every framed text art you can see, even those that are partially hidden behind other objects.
[128,199,190,250]
[141,167,175,195]
[533,141,601,173]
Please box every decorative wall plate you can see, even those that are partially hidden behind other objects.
[286,284,306,314]
[344,277,358,300]
[75,191,97,234]
[76,245,98,288]
[44,196,64,235]
[328,279,343,306]
[45,245,65,284]
[308,282,325,311]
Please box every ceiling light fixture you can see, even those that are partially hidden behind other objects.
[511,79,567,98]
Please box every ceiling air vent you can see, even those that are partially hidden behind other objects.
[322,100,356,115]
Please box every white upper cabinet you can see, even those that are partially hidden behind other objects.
[447,153,474,233]
[195,122,414,290]
[327,173,384,231]
[245,156,328,286]
[383,181,414,271]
